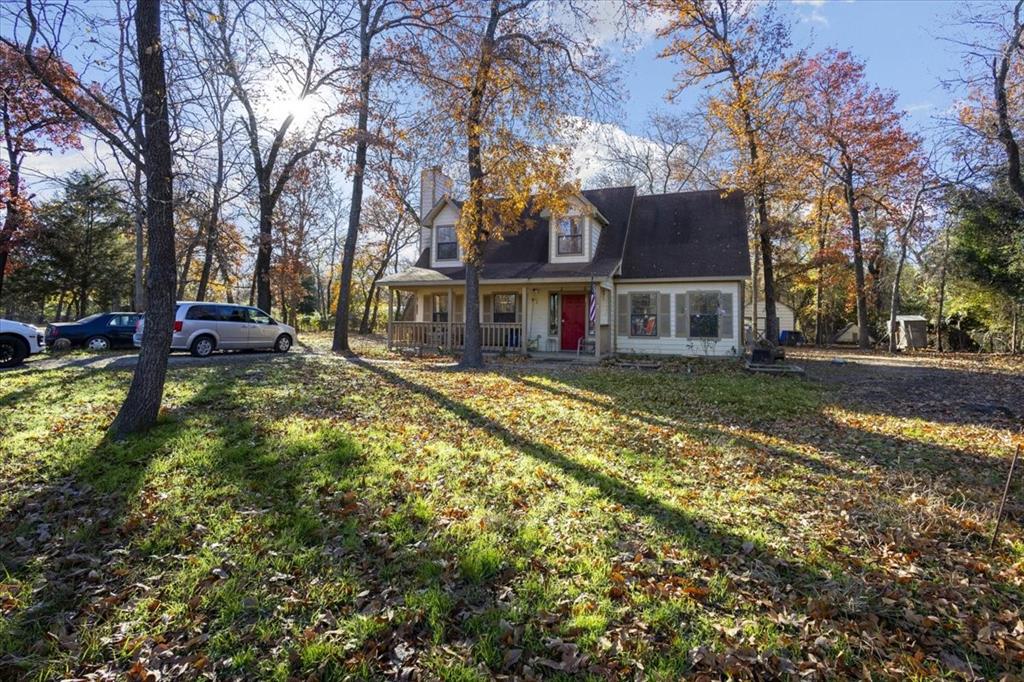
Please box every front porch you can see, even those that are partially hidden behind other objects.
[383,282,613,358]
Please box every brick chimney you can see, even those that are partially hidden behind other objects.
[419,166,453,222]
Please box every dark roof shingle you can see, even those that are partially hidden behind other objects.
[400,186,749,284]
[619,190,750,279]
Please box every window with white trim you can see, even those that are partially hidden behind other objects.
[629,293,658,337]
[556,217,583,255]
[493,293,517,323]
[436,225,458,260]
[687,291,733,339]
[431,294,448,322]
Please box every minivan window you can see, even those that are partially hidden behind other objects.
[247,308,273,325]
[220,306,247,323]
[185,305,220,321]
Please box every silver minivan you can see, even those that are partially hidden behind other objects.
[134,302,296,357]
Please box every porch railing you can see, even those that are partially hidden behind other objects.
[388,321,522,352]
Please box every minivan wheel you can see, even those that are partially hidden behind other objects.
[0,335,28,368]
[190,335,215,358]
[274,334,292,353]
[86,335,111,351]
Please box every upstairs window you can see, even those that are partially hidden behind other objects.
[556,217,583,255]
[436,225,458,260]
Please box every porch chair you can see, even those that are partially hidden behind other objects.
[576,335,595,359]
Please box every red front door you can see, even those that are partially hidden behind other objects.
[560,294,586,351]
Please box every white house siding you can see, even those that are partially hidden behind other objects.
[614,281,743,357]
[429,203,464,267]
[744,301,797,334]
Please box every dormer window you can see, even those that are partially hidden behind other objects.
[436,224,458,261]
[556,217,583,255]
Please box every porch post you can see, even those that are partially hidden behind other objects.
[447,287,453,350]
[521,285,528,355]
[594,289,601,358]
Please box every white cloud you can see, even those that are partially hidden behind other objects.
[565,118,657,187]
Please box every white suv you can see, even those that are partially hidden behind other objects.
[0,318,45,368]
[134,302,296,357]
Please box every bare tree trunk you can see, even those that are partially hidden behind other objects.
[333,7,372,354]
[887,236,909,353]
[937,225,949,352]
[132,167,146,311]
[1011,301,1019,354]
[0,149,23,305]
[994,1,1024,208]
[458,3,501,370]
[255,194,273,312]
[842,166,870,350]
[176,223,203,300]
[110,0,176,438]
[370,287,381,332]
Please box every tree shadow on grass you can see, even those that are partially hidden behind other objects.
[519,368,1021,517]
[361,360,1024,678]
[349,359,836,589]
[0,373,237,678]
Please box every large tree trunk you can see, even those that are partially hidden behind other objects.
[458,3,500,370]
[887,235,909,353]
[815,228,827,346]
[110,0,175,439]
[333,13,372,354]
[359,278,378,334]
[176,223,203,300]
[132,167,146,311]
[255,194,273,312]
[462,262,484,367]
[841,165,871,350]
[936,230,948,352]
[994,7,1024,208]
[0,154,22,304]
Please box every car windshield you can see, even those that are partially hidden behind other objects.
[75,313,104,324]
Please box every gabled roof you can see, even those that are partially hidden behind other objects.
[382,185,750,286]
[421,196,463,226]
[619,190,751,279]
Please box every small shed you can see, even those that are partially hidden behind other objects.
[744,301,798,339]
[832,323,878,346]
[895,315,928,350]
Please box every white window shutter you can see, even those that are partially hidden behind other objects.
[658,293,670,337]
[675,294,688,337]
[719,293,733,339]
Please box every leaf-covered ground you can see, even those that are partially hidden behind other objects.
[1,337,1022,680]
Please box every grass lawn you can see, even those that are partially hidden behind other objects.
[1,337,1022,680]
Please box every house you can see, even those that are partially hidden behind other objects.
[832,322,876,346]
[743,300,799,340]
[894,315,928,350]
[379,168,751,358]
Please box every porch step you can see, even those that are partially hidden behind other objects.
[743,361,805,377]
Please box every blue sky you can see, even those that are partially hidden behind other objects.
[610,0,965,138]
[25,1,972,190]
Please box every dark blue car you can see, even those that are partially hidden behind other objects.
[45,312,142,351]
